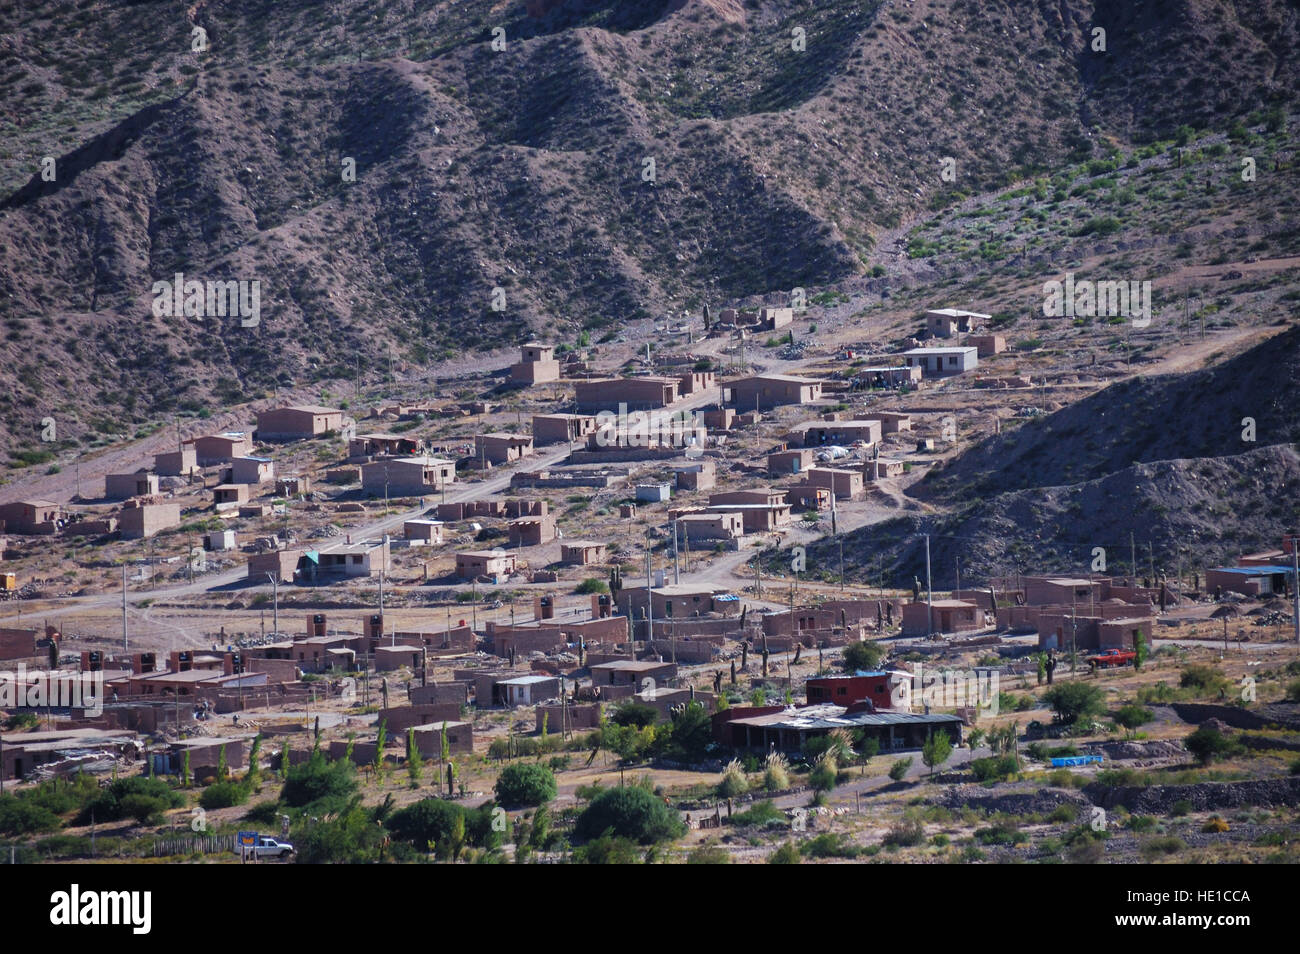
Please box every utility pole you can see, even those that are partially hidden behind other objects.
[924,533,934,638]
[645,535,653,644]
[1130,531,1137,586]
[380,571,389,645]
[672,518,680,585]
[266,573,279,637]
[121,563,128,652]
[1291,535,1300,648]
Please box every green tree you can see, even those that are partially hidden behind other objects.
[922,730,953,776]
[246,734,263,789]
[440,721,450,765]
[1114,704,1155,740]
[495,763,557,808]
[217,744,228,781]
[280,740,291,780]
[1134,633,1147,671]
[406,728,424,786]
[181,750,192,788]
[374,720,388,780]
[1184,726,1242,766]
[1042,681,1104,725]
[769,841,801,864]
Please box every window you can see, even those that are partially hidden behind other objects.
[837,686,847,695]
[948,355,957,366]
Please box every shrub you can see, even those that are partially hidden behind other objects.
[763,752,790,791]
[1114,704,1155,738]
[573,835,642,864]
[281,749,357,811]
[494,763,557,809]
[574,578,608,595]
[728,800,784,828]
[804,832,863,858]
[842,641,885,672]
[78,777,182,824]
[0,794,61,836]
[971,755,1018,781]
[1201,816,1230,833]
[687,842,731,864]
[1049,803,1079,823]
[808,754,838,793]
[1285,679,1300,704]
[1138,835,1186,860]
[574,786,685,844]
[199,780,249,810]
[888,758,912,781]
[609,701,658,729]
[1179,664,1229,696]
[768,841,801,864]
[716,759,749,799]
[882,818,925,847]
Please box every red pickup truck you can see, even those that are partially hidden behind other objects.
[1087,648,1136,669]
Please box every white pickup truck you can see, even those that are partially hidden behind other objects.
[248,836,294,859]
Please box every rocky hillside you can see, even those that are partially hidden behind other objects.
[1,0,1298,453]
[917,324,1300,505]
[814,442,1300,589]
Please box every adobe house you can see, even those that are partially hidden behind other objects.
[154,445,199,477]
[0,499,62,535]
[560,540,607,565]
[574,377,681,412]
[900,599,982,637]
[213,483,250,511]
[679,512,744,544]
[455,550,516,581]
[966,334,1007,357]
[590,659,678,688]
[361,456,455,496]
[317,542,383,578]
[475,433,534,466]
[496,674,561,706]
[248,548,311,584]
[618,583,738,621]
[374,644,425,672]
[227,456,274,484]
[185,431,254,465]
[1021,577,1105,606]
[505,498,547,518]
[636,483,671,503]
[105,472,159,500]
[710,488,788,509]
[785,485,831,511]
[869,412,913,434]
[536,702,603,733]
[902,346,979,378]
[678,370,717,396]
[716,703,961,752]
[1206,565,1294,597]
[509,343,561,385]
[255,405,344,441]
[118,501,180,539]
[705,503,791,534]
[789,419,882,448]
[701,408,736,430]
[674,460,716,492]
[758,306,794,330]
[768,448,815,476]
[925,308,989,338]
[803,466,865,501]
[275,475,311,497]
[867,459,906,480]
[348,433,426,460]
[509,515,556,547]
[411,721,474,757]
[853,366,922,389]
[726,374,823,410]
[205,529,236,551]
[532,413,597,445]
[403,519,444,545]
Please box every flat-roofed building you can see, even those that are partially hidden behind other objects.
[361,457,455,496]
[727,374,823,410]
